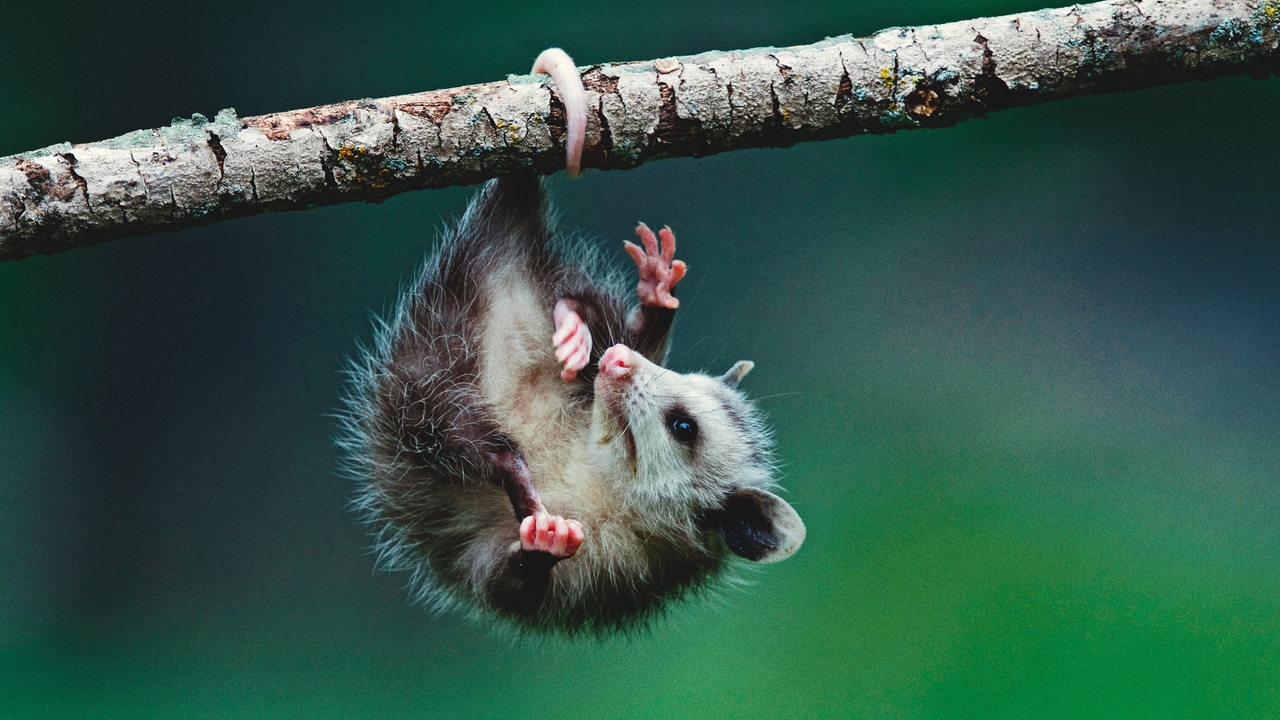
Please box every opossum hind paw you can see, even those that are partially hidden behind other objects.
[625,222,687,310]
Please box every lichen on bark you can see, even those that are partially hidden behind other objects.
[1,0,1277,260]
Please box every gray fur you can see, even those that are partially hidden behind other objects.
[339,174,804,635]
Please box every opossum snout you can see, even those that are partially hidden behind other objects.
[598,344,636,382]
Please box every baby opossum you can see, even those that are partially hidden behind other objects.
[341,50,804,635]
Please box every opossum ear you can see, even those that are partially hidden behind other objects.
[715,487,805,563]
[719,360,754,388]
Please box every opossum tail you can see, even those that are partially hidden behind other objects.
[440,173,556,280]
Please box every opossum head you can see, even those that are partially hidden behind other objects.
[591,344,804,563]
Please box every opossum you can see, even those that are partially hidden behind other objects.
[340,50,804,635]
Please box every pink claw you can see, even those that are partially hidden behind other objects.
[624,223,687,310]
[552,300,592,382]
[520,511,585,558]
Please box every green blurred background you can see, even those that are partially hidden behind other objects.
[2,1,1277,717]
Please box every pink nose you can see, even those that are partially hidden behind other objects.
[599,344,635,379]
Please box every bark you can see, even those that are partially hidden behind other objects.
[2,0,1277,260]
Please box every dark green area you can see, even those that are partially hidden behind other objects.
[2,1,1277,717]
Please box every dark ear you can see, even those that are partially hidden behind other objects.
[719,360,754,388]
[714,487,805,563]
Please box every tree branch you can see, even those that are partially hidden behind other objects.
[3,0,1277,260]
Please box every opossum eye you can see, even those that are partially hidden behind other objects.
[665,411,699,446]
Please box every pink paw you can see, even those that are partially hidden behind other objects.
[552,299,592,382]
[520,511,585,558]
[624,222,687,310]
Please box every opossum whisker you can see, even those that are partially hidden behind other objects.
[340,161,804,636]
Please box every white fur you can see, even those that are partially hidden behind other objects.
[340,179,800,635]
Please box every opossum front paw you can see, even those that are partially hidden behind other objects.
[625,222,687,310]
[553,299,592,382]
[520,511,585,558]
